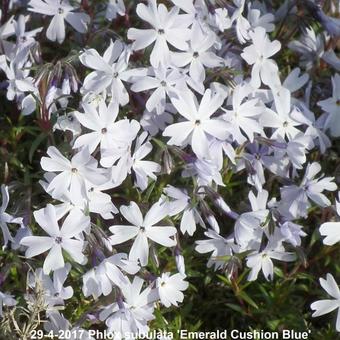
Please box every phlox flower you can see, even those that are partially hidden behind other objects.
[82,253,140,299]
[163,88,229,159]
[79,40,144,106]
[40,146,108,202]
[106,0,126,21]
[28,0,90,44]
[195,229,237,270]
[280,162,337,218]
[171,24,224,84]
[0,291,16,317]
[318,73,340,137]
[131,65,183,114]
[246,247,296,281]
[28,264,73,308]
[74,100,121,154]
[127,0,191,67]
[21,204,90,274]
[109,201,177,266]
[241,26,281,89]
[99,276,157,334]
[319,193,340,246]
[0,185,23,249]
[222,82,264,144]
[156,272,189,307]
[164,185,205,236]
[311,273,340,332]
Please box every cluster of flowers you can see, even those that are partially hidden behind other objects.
[0,0,340,336]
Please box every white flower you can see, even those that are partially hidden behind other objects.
[0,291,16,317]
[0,10,15,56]
[106,0,126,21]
[311,273,340,332]
[127,0,191,67]
[156,272,189,307]
[21,204,90,274]
[164,185,204,236]
[28,0,90,43]
[171,24,224,84]
[28,264,73,308]
[40,146,108,202]
[79,40,142,106]
[14,15,43,49]
[222,83,264,144]
[163,88,229,159]
[131,65,183,114]
[99,276,157,334]
[280,221,306,247]
[319,193,340,246]
[109,201,177,266]
[241,26,281,89]
[246,248,296,281]
[74,100,121,154]
[195,229,237,270]
[318,73,340,137]
[82,253,139,299]
[260,89,305,141]
[280,162,337,218]
[0,184,23,249]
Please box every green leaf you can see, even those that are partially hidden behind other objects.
[29,132,48,163]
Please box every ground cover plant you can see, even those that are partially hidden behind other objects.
[0,0,340,339]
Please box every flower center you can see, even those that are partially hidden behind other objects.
[160,80,167,87]
[193,51,199,58]
[71,168,78,173]
[283,121,289,127]
[55,236,63,244]
[58,8,64,14]
[101,127,107,134]
[113,72,119,78]
[158,29,165,35]
[195,119,201,126]
[140,226,146,232]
